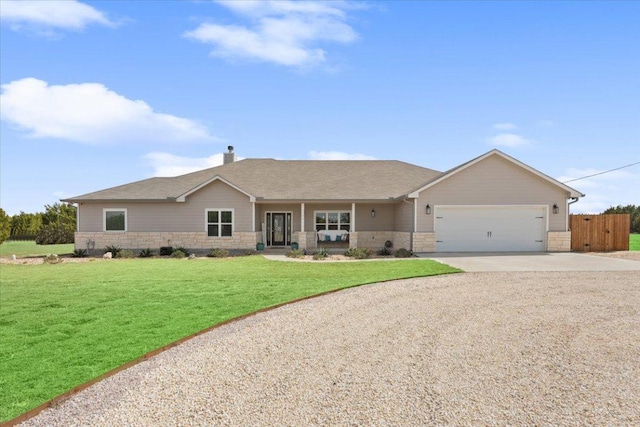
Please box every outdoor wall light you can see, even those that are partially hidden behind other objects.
[425,204,431,215]
[553,204,559,214]
[371,209,376,218]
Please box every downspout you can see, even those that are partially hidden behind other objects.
[567,197,579,231]
[402,198,416,250]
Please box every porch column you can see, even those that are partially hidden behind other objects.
[252,202,256,232]
[351,203,356,231]
[301,203,305,232]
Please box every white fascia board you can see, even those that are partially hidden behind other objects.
[408,149,585,199]
[176,175,256,202]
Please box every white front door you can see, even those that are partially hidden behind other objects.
[435,206,547,252]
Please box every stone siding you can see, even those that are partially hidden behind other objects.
[75,231,259,253]
[355,231,394,250]
[412,232,436,252]
[392,232,412,251]
[547,231,571,252]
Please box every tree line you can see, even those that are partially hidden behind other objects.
[0,203,77,245]
[602,204,640,234]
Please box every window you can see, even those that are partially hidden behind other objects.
[104,209,127,232]
[315,211,350,231]
[207,209,233,237]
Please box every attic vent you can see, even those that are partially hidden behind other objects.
[223,146,237,164]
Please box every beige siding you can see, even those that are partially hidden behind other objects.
[78,180,252,232]
[394,200,414,232]
[355,204,394,231]
[417,155,570,233]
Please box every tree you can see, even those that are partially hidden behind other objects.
[0,208,10,244]
[603,204,640,233]
[10,211,43,237]
[36,203,76,245]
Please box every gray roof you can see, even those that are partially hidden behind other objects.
[63,159,444,202]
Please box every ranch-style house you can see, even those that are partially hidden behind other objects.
[63,147,584,254]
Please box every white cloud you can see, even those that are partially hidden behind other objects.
[184,0,359,68]
[492,123,517,130]
[558,167,640,214]
[309,150,377,160]
[0,78,216,145]
[144,152,246,177]
[0,0,115,34]
[488,133,532,148]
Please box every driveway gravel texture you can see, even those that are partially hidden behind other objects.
[20,271,639,426]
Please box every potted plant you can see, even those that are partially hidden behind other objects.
[290,241,299,250]
[256,242,265,251]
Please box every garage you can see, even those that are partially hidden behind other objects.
[435,206,547,252]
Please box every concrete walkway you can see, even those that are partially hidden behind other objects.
[423,252,640,272]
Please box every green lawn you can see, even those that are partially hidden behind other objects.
[0,241,74,257]
[630,233,640,251]
[0,256,459,421]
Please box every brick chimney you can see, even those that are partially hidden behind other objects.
[223,146,237,164]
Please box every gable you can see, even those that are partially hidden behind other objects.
[409,150,583,199]
[423,154,570,203]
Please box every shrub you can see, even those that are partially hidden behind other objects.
[43,254,61,264]
[174,246,190,256]
[139,248,156,258]
[171,249,187,259]
[208,248,230,258]
[394,248,413,258]
[384,240,393,248]
[116,250,135,259]
[344,248,371,259]
[377,246,393,256]
[72,249,88,258]
[286,249,305,258]
[35,223,74,245]
[104,245,122,258]
[313,248,329,260]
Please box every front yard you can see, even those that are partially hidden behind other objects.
[0,256,459,422]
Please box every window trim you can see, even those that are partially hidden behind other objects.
[205,208,235,238]
[314,210,351,231]
[103,208,127,232]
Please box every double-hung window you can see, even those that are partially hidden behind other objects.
[206,209,233,237]
[104,208,127,232]
[315,211,350,231]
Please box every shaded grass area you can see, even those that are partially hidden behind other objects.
[0,241,74,257]
[0,256,459,421]
[630,234,640,251]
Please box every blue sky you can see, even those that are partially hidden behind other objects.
[1,0,638,216]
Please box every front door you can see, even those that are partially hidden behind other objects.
[266,212,292,246]
[272,213,286,246]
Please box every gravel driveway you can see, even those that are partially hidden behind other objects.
[21,271,639,426]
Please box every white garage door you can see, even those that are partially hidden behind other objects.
[435,206,547,252]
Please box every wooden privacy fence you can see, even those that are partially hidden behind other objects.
[570,214,630,252]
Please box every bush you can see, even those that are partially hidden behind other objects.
[377,246,393,256]
[43,254,61,264]
[344,248,371,259]
[286,249,305,258]
[208,248,230,258]
[35,223,74,245]
[116,250,135,259]
[139,248,156,258]
[171,249,187,259]
[384,240,393,248]
[394,248,413,258]
[72,249,87,258]
[174,246,190,256]
[313,248,329,260]
[104,245,122,258]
